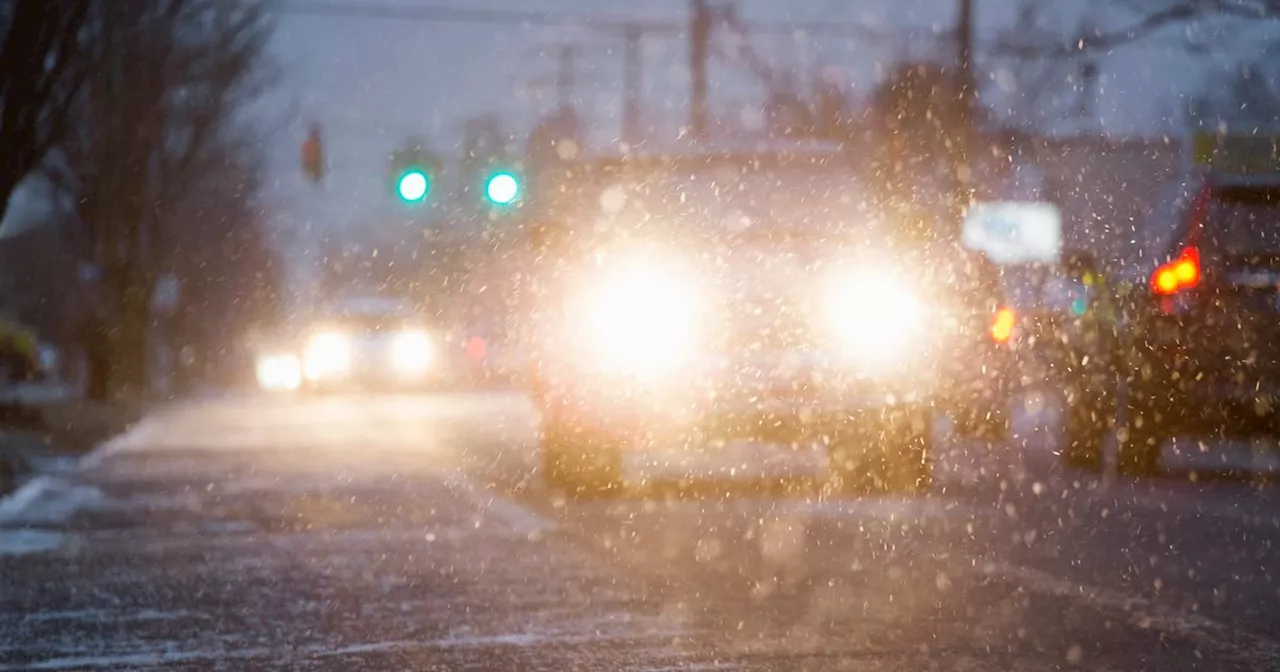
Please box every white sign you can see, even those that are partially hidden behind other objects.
[961,201,1063,264]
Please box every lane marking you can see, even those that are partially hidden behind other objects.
[15,609,199,624]
[1,629,692,670]
[983,560,1280,668]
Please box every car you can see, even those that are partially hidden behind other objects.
[295,297,448,393]
[1064,170,1280,475]
[524,144,1017,497]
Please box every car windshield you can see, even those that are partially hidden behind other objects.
[591,163,880,239]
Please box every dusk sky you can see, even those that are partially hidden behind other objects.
[2,2,1270,269]
[262,1,1263,254]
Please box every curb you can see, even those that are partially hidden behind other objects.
[0,401,146,498]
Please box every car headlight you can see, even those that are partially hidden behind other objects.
[304,332,351,379]
[577,259,701,377]
[257,354,302,391]
[391,330,433,374]
[826,268,927,364]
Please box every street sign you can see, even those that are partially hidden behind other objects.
[961,201,1063,264]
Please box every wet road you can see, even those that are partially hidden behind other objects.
[2,391,1279,670]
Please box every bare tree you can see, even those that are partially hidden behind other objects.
[863,61,982,237]
[986,0,1280,134]
[166,134,282,389]
[993,1,1280,60]
[0,0,91,224]
[43,0,276,394]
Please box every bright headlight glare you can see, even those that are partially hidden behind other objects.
[257,354,302,391]
[392,330,433,373]
[304,332,351,379]
[578,259,700,376]
[827,269,927,359]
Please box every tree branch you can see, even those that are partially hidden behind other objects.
[992,0,1280,60]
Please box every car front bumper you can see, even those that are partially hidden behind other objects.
[537,360,940,445]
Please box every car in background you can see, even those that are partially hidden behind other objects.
[1065,171,1280,475]
[525,143,1017,497]
[288,297,447,393]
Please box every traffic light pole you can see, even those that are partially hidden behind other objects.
[956,0,975,132]
[622,24,643,146]
[689,0,711,142]
[953,0,977,232]
[555,43,578,113]
[302,123,324,184]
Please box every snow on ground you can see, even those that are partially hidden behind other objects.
[0,529,64,556]
[0,476,105,527]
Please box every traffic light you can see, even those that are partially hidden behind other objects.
[389,139,441,206]
[483,170,522,206]
[302,124,323,183]
[397,168,430,202]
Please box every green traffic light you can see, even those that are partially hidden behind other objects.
[397,170,429,202]
[484,171,520,205]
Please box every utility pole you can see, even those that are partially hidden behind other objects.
[690,0,712,141]
[957,0,975,124]
[554,43,578,113]
[955,0,977,209]
[622,24,643,146]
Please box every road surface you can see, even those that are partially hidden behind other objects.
[2,390,1279,670]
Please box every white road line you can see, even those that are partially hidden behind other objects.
[983,560,1280,668]
[1,629,692,671]
[637,660,742,665]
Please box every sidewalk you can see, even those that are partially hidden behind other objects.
[0,390,147,497]
[0,381,77,407]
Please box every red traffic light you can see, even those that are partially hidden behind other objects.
[302,124,323,182]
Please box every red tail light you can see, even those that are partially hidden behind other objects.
[1151,246,1200,295]
[991,307,1016,343]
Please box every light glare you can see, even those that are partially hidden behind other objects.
[398,170,429,201]
[827,269,926,362]
[304,332,351,380]
[580,259,699,377]
[257,354,302,391]
[392,330,433,374]
[485,172,520,205]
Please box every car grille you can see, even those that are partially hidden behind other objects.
[720,295,818,351]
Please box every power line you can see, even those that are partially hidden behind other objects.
[276,1,678,31]
[275,1,903,41]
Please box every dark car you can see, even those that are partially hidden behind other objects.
[524,144,1016,497]
[1065,172,1280,475]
